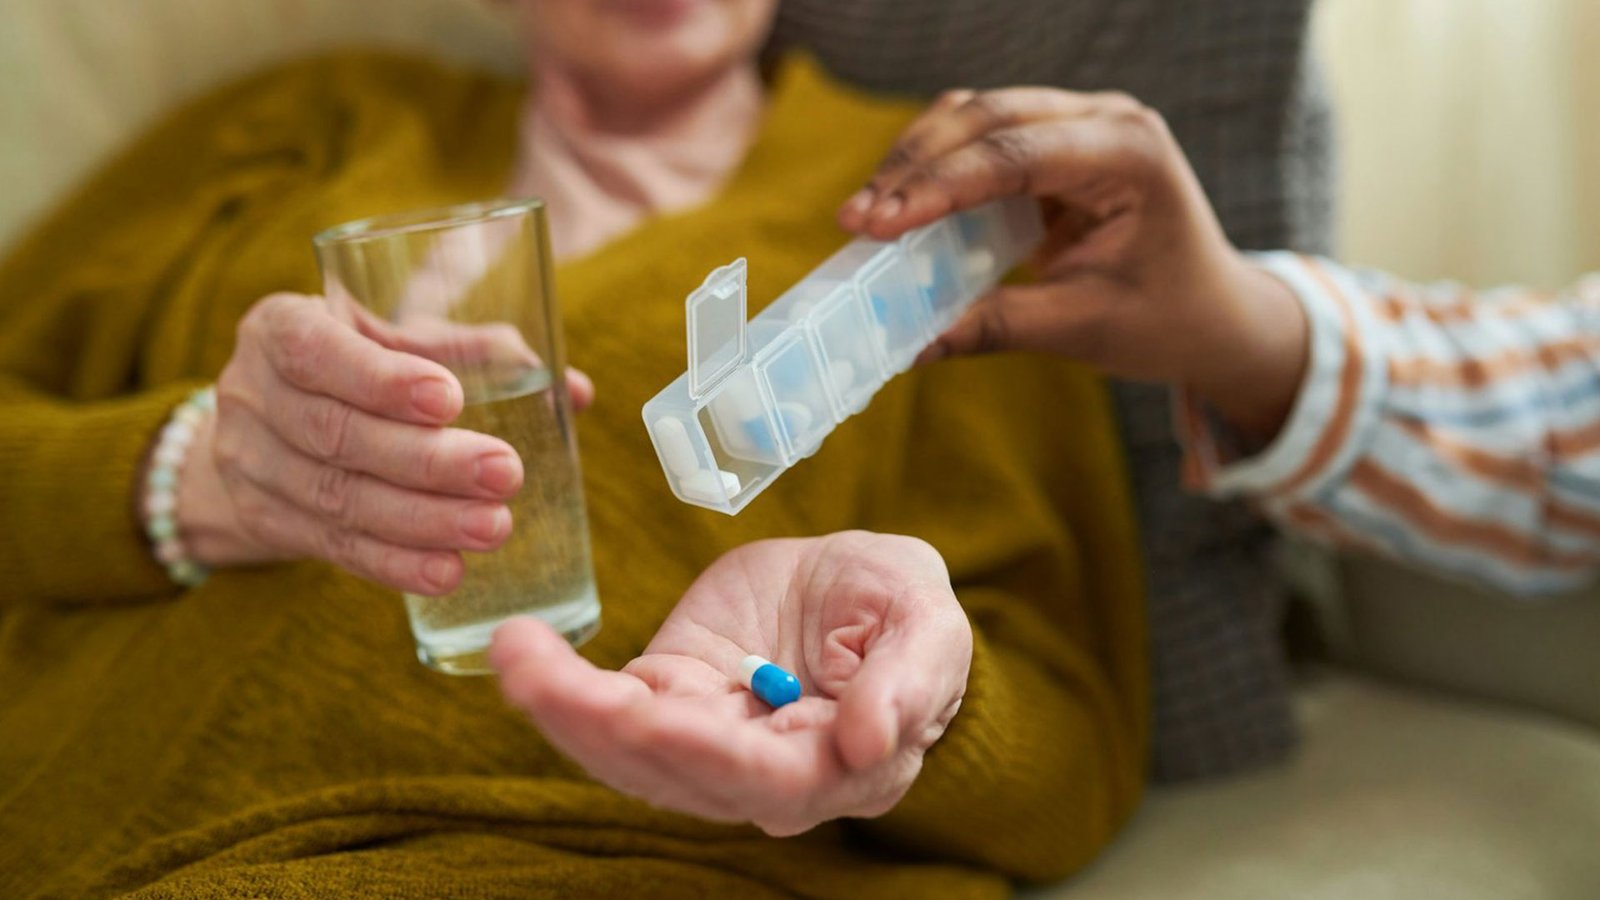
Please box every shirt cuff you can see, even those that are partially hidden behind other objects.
[1178,253,1388,502]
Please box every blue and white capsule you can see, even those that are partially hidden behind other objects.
[739,655,802,709]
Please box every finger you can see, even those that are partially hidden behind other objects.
[244,379,523,498]
[366,317,592,413]
[247,293,464,425]
[855,88,1109,226]
[492,618,650,716]
[923,280,1114,360]
[491,619,672,792]
[217,412,512,551]
[625,700,833,822]
[833,596,971,771]
[227,479,463,594]
[565,367,595,413]
[859,111,1160,240]
[492,623,749,819]
[839,88,974,229]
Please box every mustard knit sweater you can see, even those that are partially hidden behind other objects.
[0,53,1146,898]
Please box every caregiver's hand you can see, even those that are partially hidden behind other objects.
[490,531,972,837]
[173,292,594,595]
[839,88,1308,440]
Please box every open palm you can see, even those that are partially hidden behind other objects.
[490,531,972,836]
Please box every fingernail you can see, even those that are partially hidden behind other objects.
[842,188,874,218]
[459,504,511,543]
[474,452,522,494]
[422,555,457,591]
[411,378,455,420]
[871,194,905,224]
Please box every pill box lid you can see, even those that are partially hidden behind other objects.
[686,258,748,399]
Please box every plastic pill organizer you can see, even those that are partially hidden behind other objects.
[642,196,1044,514]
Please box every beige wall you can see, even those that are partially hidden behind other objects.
[0,0,518,252]
[1316,0,1600,289]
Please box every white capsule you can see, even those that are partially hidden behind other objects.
[651,416,700,480]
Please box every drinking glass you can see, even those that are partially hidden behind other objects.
[314,199,599,675]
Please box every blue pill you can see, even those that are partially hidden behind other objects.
[739,655,802,709]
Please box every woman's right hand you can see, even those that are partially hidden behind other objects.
[175,292,592,596]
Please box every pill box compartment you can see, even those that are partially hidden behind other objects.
[901,219,966,332]
[805,281,889,414]
[643,197,1044,515]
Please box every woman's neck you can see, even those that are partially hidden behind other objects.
[510,62,764,260]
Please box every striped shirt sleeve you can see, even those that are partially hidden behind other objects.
[1179,252,1600,595]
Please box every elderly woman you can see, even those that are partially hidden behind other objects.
[0,2,1146,897]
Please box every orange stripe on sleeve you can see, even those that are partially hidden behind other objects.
[1388,338,1600,390]
[1374,290,1555,325]
[1269,259,1365,497]
[1547,419,1600,460]
[1392,418,1542,491]
[1545,500,1600,543]
[1348,459,1596,571]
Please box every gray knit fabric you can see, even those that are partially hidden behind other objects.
[772,0,1334,783]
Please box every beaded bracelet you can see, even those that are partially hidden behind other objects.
[142,386,217,588]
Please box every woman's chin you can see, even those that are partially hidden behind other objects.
[590,39,750,103]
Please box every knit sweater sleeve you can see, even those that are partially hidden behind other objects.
[853,588,1145,882]
[0,59,363,605]
[0,379,203,603]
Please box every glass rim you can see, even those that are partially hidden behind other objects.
[313,198,545,247]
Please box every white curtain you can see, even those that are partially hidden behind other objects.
[1316,0,1600,289]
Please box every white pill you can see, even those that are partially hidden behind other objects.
[829,359,856,394]
[679,468,741,504]
[778,400,814,438]
[965,247,996,275]
[651,417,700,480]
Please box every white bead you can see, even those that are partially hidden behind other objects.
[155,539,185,565]
[144,491,176,517]
[155,443,186,467]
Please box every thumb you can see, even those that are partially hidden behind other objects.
[917,280,1111,364]
[488,616,590,714]
[564,367,595,412]
[834,616,971,771]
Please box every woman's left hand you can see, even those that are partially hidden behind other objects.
[489,531,972,836]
